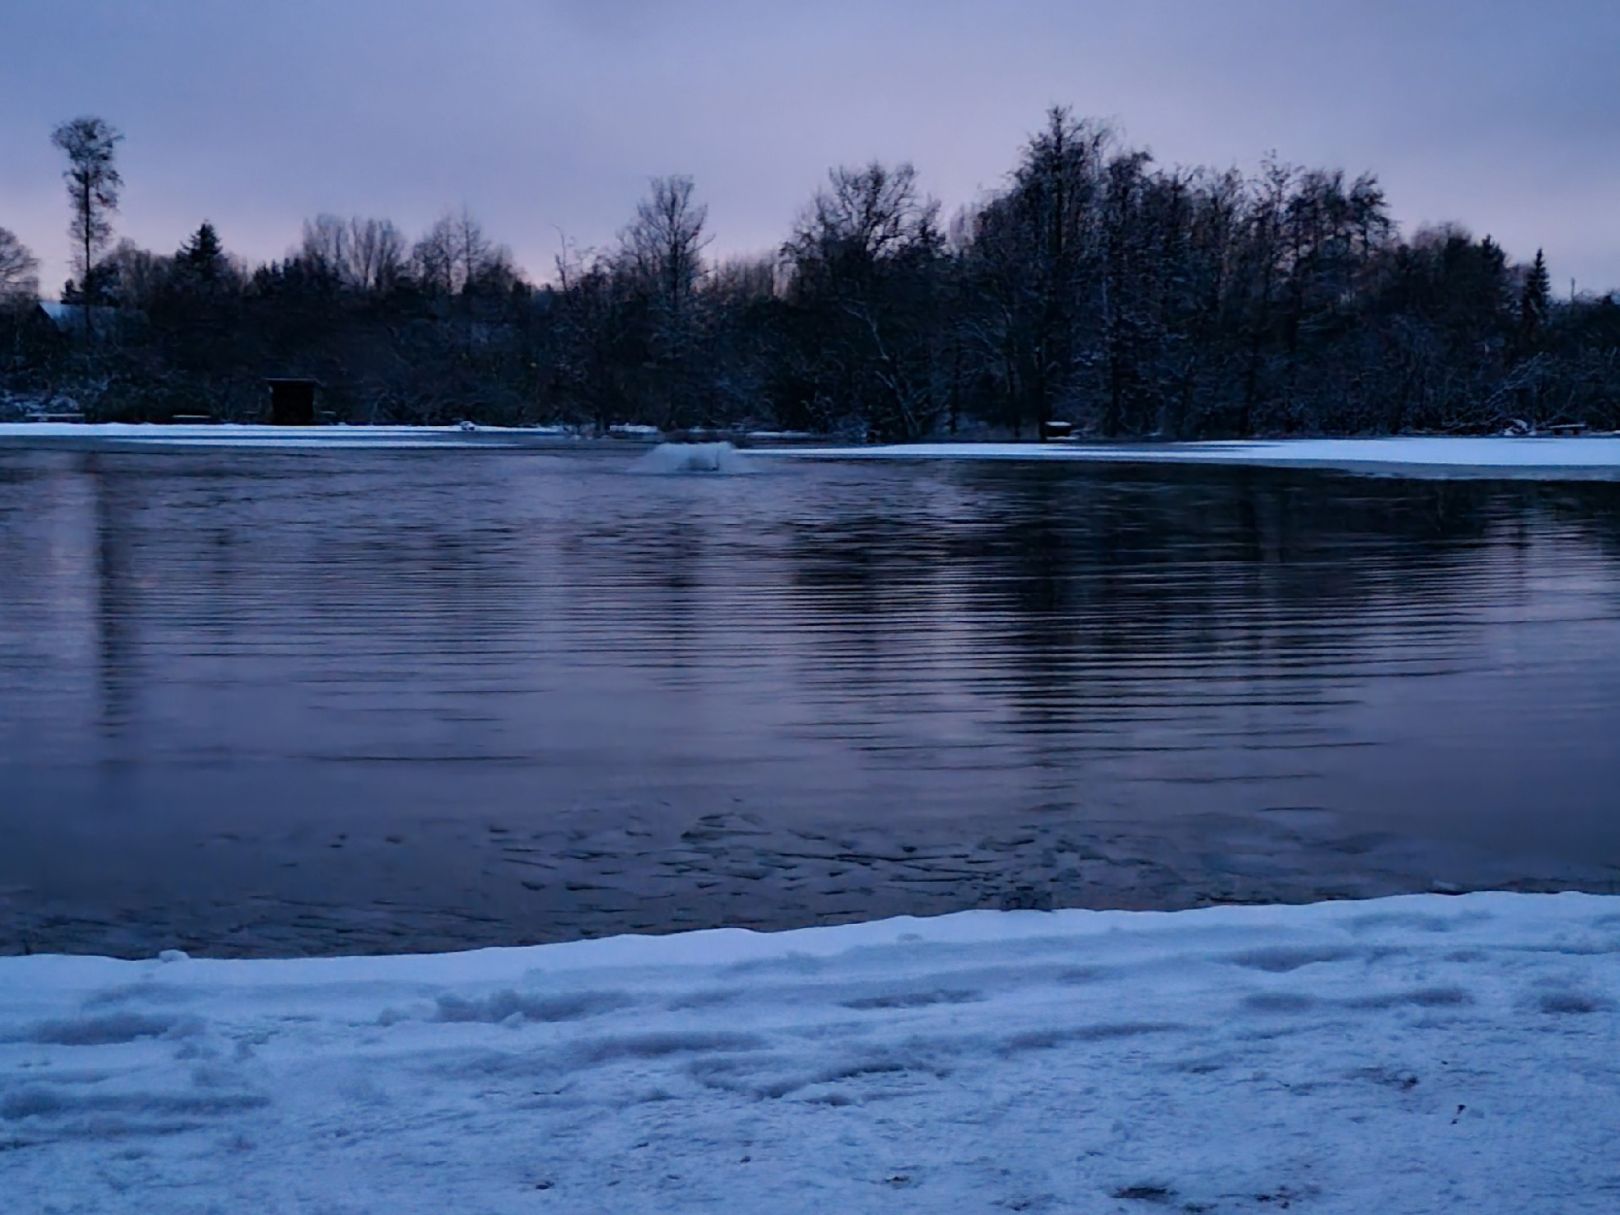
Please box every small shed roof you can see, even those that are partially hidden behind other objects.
[37,301,120,334]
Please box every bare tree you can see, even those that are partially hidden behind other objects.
[449,208,491,294]
[106,238,170,306]
[299,214,348,281]
[51,116,124,316]
[413,208,512,296]
[0,227,39,302]
[621,175,709,325]
[301,214,404,293]
[412,215,458,295]
[615,176,711,426]
[999,107,1109,435]
[708,253,778,302]
[347,217,405,294]
[786,161,938,275]
[784,163,946,438]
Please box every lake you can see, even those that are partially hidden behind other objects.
[3,443,1619,956]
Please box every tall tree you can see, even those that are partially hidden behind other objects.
[412,209,511,297]
[175,221,227,288]
[346,217,405,294]
[622,176,709,313]
[784,162,945,438]
[50,116,124,323]
[298,214,350,288]
[448,208,491,295]
[618,175,710,426]
[1518,247,1551,349]
[964,108,1110,436]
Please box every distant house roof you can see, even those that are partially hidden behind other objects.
[37,301,121,335]
[37,299,75,328]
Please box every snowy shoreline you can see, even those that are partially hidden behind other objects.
[760,436,1620,479]
[5,425,1620,478]
[3,892,1616,1213]
[0,422,572,450]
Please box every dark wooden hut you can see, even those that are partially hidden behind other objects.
[265,378,319,425]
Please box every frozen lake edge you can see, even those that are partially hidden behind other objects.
[759,436,1620,480]
[7,425,1620,479]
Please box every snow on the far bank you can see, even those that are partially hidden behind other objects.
[0,422,572,449]
[762,436,1620,478]
[2,894,1617,1213]
[7,427,1620,476]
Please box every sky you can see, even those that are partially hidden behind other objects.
[2,0,1617,297]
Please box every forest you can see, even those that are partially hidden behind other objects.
[3,107,1618,439]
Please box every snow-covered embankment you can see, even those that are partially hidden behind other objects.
[762,436,1620,478]
[2,893,1617,1213]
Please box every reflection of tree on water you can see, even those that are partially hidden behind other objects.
[772,463,1572,808]
[88,454,140,749]
[1532,484,1620,569]
[615,521,707,682]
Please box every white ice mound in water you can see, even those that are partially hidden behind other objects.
[631,441,753,474]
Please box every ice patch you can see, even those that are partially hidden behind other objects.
[630,441,755,475]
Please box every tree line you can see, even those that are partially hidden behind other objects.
[3,107,1618,438]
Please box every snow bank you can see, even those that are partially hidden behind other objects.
[2,893,1617,1213]
[10,428,1618,476]
[761,436,1620,478]
[0,422,570,449]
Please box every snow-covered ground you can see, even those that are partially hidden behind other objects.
[0,422,572,449]
[2,893,1616,1213]
[6,426,1620,476]
[763,436,1620,478]
[4,425,1620,478]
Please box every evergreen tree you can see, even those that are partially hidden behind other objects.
[175,221,226,286]
[1518,247,1551,350]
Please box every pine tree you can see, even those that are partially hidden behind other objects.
[175,221,226,287]
[1518,247,1551,350]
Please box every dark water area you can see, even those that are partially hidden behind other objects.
[3,446,1620,956]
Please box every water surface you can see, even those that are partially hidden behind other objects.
[3,446,1618,955]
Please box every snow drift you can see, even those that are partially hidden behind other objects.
[2,892,1617,1213]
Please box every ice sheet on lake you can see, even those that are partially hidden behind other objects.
[2,892,1617,1213]
[762,436,1620,478]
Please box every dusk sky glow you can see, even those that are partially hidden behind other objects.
[3,0,1616,295]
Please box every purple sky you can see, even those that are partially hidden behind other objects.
[2,0,1616,296]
